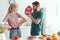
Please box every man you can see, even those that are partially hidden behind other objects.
[27,1,43,40]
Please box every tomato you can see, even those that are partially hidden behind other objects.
[13,34,19,40]
[25,6,32,15]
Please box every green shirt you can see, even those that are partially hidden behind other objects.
[31,10,43,33]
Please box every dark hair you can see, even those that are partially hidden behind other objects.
[32,1,40,6]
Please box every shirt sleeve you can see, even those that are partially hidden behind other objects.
[16,13,21,18]
[3,14,9,22]
[37,11,43,20]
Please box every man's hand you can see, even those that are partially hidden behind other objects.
[27,14,32,18]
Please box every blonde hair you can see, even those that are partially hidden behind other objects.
[8,3,18,13]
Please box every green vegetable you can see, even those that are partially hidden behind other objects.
[57,31,60,36]
[0,26,3,33]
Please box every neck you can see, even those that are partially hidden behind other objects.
[36,9,40,12]
[11,11,16,14]
[36,8,40,12]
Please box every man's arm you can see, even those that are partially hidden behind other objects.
[28,14,41,24]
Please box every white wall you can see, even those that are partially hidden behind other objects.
[0,0,9,21]
[45,0,60,34]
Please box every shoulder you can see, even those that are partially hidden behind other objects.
[16,12,21,17]
[31,11,35,15]
[6,13,10,17]
[16,13,20,15]
[39,10,43,15]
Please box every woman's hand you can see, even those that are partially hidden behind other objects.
[3,24,11,30]
[18,20,23,26]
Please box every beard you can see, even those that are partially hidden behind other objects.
[33,9,37,11]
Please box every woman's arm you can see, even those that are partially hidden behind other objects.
[2,14,11,29]
[3,15,8,22]
[19,15,26,26]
